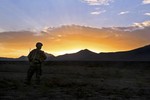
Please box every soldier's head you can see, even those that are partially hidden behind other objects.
[36,42,43,50]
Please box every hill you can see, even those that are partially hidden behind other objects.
[55,44,150,61]
[0,45,150,61]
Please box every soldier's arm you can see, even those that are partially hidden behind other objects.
[42,51,47,60]
[28,50,33,62]
[39,51,47,62]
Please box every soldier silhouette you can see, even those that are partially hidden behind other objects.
[25,42,47,85]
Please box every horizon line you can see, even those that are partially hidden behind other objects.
[1,44,150,59]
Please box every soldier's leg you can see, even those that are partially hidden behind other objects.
[35,64,41,84]
[26,66,35,84]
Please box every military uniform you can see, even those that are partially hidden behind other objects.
[26,48,47,85]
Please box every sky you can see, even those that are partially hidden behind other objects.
[0,0,150,31]
[0,0,150,58]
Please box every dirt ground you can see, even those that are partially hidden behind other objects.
[0,61,150,100]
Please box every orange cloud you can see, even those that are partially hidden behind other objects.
[0,25,150,58]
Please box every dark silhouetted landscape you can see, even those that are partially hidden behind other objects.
[0,45,150,100]
[1,44,150,61]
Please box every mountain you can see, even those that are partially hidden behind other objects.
[0,57,16,61]
[16,53,55,61]
[45,53,55,61]
[0,53,55,61]
[0,45,150,61]
[56,49,99,61]
[124,45,150,61]
[55,45,150,61]
[17,56,28,61]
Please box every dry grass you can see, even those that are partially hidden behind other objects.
[0,61,150,100]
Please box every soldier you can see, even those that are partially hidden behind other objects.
[25,42,47,85]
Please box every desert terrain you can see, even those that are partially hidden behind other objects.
[0,61,150,100]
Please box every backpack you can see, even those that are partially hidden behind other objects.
[28,49,46,63]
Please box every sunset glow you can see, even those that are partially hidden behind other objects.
[0,0,150,58]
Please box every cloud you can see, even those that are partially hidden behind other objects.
[143,0,150,4]
[42,26,50,33]
[90,10,106,15]
[118,11,129,15]
[82,0,114,5]
[110,26,137,32]
[0,43,5,50]
[0,28,5,32]
[133,20,150,28]
[111,21,150,31]
[40,26,56,34]
[0,25,150,58]
[144,13,150,16]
